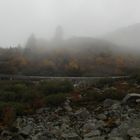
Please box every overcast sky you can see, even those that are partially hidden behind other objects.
[0,0,140,47]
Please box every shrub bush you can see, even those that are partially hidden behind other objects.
[84,87,127,102]
[96,78,116,88]
[103,87,126,100]
[39,80,73,95]
[6,83,28,93]
[0,102,26,116]
[84,90,104,102]
[0,90,37,103]
[45,93,67,106]
[0,101,26,126]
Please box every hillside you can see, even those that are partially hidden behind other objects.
[0,36,139,76]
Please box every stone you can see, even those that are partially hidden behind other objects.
[122,93,140,105]
[109,128,120,137]
[83,122,96,133]
[127,128,140,137]
[64,99,73,112]
[109,137,124,140]
[111,103,121,110]
[32,133,48,140]
[131,120,140,128]
[97,114,107,120]
[95,120,106,129]
[84,136,105,140]
[36,108,45,114]
[64,105,72,112]
[61,132,79,140]
[1,130,11,137]
[84,130,101,138]
[103,99,117,108]
[74,108,90,120]
[11,135,25,140]
[19,125,33,136]
[131,137,140,140]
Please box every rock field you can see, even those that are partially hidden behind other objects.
[1,95,140,140]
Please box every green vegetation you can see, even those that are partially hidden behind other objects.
[83,88,126,102]
[39,80,73,95]
[0,77,139,126]
[45,93,67,106]
[0,80,73,125]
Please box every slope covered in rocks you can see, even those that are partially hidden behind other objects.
[1,96,140,140]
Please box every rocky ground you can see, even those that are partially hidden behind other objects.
[1,95,140,140]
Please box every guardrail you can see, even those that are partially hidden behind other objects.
[0,74,129,81]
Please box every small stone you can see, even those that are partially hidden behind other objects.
[109,128,120,137]
[84,136,105,140]
[1,130,11,137]
[74,108,90,120]
[20,125,33,136]
[111,103,121,110]
[83,122,96,133]
[131,137,140,140]
[127,128,140,137]
[84,130,101,138]
[95,120,105,129]
[109,137,124,140]
[62,132,79,140]
[103,99,117,108]
[97,114,107,120]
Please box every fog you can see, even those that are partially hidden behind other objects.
[0,0,140,47]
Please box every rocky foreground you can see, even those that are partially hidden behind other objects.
[1,96,140,140]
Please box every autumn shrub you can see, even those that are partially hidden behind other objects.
[0,102,26,116]
[30,96,45,110]
[0,102,26,126]
[2,106,16,126]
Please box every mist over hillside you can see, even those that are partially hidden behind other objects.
[103,23,140,51]
[0,30,139,77]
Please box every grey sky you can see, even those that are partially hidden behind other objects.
[0,0,140,47]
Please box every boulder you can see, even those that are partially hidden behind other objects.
[74,108,90,120]
[84,130,101,138]
[103,99,118,108]
[97,114,107,120]
[95,120,106,129]
[61,132,80,140]
[127,128,140,137]
[108,137,124,140]
[122,93,140,106]
[109,128,120,137]
[19,125,33,136]
[131,137,140,140]
[84,136,105,140]
[83,122,96,133]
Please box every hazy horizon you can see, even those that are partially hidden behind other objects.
[1,0,140,47]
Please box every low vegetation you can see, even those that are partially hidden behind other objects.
[0,80,73,126]
[0,76,139,126]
